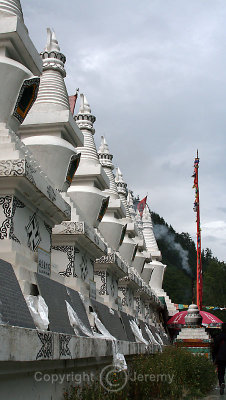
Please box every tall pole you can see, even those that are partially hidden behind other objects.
[192,150,202,310]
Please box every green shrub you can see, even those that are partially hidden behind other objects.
[63,346,216,400]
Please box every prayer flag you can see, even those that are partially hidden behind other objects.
[69,90,79,115]
[137,196,147,217]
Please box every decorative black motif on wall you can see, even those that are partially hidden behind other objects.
[36,332,54,360]
[0,160,25,177]
[118,286,127,306]
[47,185,56,202]
[9,197,25,243]
[26,213,41,251]
[80,254,88,281]
[94,270,108,295]
[96,253,115,264]
[61,221,84,234]
[59,334,72,358]
[52,245,77,277]
[0,196,13,240]
[13,77,40,123]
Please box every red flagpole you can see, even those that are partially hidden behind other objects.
[192,150,202,310]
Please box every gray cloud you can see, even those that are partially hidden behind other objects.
[21,0,226,261]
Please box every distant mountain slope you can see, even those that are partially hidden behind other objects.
[151,211,226,322]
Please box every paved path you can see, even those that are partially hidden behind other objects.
[202,386,226,399]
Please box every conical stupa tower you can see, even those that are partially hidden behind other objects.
[115,167,138,263]
[97,136,126,250]
[126,192,151,275]
[142,205,177,316]
[142,205,165,287]
[34,28,69,111]
[134,209,153,284]
[75,94,98,161]
[19,29,83,192]
[115,168,130,218]
[69,94,110,228]
[98,136,119,199]
[142,206,160,256]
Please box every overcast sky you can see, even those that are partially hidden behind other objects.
[21,0,226,262]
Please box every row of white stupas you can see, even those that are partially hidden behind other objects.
[0,0,177,345]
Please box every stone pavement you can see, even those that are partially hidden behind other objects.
[202,386,226,399]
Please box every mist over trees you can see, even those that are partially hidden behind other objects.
[151,212,226,322]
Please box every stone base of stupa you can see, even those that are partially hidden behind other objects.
[175,326,212,358]
[174,304,212,358]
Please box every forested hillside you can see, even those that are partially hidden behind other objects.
[151,211,226,322]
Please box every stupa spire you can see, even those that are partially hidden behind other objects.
[115,167,125,184]
[33,28,69,110]
[45,28,61,52]
[76,93,96,131]
[75,93,98,161]
[115,167,130,217]
[142,205,160,255]
[98,136,118,198]
[0,0,24,21]
[98,136,109,154]
[79,94,92,114]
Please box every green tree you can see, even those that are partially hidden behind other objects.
[151,210,226,313]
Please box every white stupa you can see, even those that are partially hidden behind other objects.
[35,28,69,111]
[142,205,177,316]
[127,192,151,276]
[175,304,211,357]
[115,167,137,263]
[133,209,153,283]
[19,29,83,192]
[98,136,119,199]
[69,94,110,228]
[98,136,126,250]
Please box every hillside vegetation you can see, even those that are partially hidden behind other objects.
[151,211,226,322]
